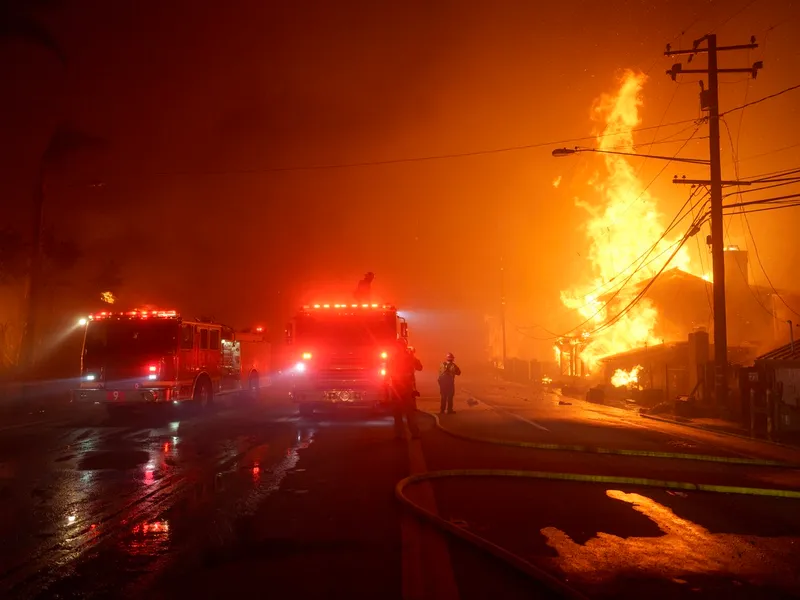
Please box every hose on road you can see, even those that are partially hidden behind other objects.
[426,415,798,467]
[395,411,800,599]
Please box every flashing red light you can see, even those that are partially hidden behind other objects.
[148,364,158,373]
[302,303,394,311]
[88,309,178,320]
[380,368,386,376]
[302,352,312,360]
[380,351,388,359]
[255,326,264,333]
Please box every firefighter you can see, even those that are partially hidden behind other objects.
[354,272,375,303]
[438,352,461,414]
[388,339,422,440]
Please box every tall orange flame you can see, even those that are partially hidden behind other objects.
[561,71,693,369]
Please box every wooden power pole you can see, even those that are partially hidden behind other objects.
[666,34,762,408]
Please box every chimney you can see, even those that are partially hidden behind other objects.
[724,246,749,344]
[724,246,749,292]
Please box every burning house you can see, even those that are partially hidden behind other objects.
[555,335,590,378]
[597,257,800,409]
[554,70,799,412]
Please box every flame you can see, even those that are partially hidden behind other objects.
[553,175,562,188]
[100,291,116,304]
[561,71,694,370]
[610,365,643,388]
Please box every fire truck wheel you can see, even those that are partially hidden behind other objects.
[193,376,213,409]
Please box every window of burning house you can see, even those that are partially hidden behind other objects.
[295,313,396,344]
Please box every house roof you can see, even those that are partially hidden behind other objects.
[755,341,800,362]
[598,341,686,363]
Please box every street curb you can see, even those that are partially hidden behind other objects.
[423,411,799,468]
[640,413,800,451]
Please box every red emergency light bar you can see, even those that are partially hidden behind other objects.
[302,303,394,310]
[88,309,179,320]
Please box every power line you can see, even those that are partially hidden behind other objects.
[723,179,800,197]
[519,188,710,340]
[724,201,800,215]
[740,210,800,318]
[723,77,798,320]
[734,141,800,165]
[711,0,761,32]
[539,203,709,342]
[716,44,781,321]
[572,187,707,318]
[689,191,714,315]
[604,135,708,151]
[720,82,800,117]
[724,192,800,210]
[617,125,704,214]
[719,117,774,317]
[738,165,800,182]
[635,82,681,179]
[586,214,704,338]
[153,118,705,176]
[642,0,758,77]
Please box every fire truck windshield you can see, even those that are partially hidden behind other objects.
[295,313,396,346]
[83,320,179,359]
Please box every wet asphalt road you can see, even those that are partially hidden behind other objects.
[1,379,799,599]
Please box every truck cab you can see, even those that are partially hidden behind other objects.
[74,309,270,415]
[286,303,408,416]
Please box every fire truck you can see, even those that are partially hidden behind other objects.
[73,309,271,415]
[285,302,408,416]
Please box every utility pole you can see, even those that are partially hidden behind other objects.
[500,257,507,371]
[666,34,762,409]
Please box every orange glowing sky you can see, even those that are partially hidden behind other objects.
[0,0,798,364]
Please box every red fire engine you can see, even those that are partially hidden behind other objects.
[73,309,270,415]
[285,302,408,416]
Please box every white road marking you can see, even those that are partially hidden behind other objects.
[469,393,551,432]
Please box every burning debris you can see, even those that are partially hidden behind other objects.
[610,365,643,389]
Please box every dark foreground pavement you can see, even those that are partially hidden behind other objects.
[0,380,799,599]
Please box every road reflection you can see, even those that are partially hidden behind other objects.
[128,520,171,557]
[542,490,800,592]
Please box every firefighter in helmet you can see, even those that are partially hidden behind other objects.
[438,352,461,414]
[388,338,422,439]
[355,272,375,303]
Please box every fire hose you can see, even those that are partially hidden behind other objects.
[395,411,800,599]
